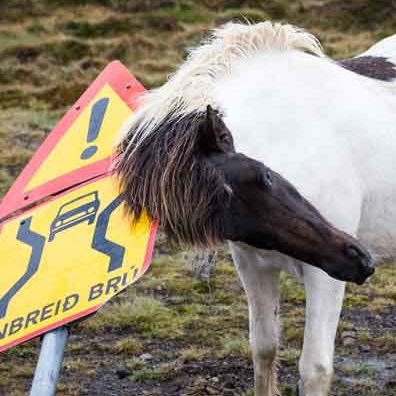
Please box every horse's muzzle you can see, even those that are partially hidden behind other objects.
[344,243,374,285]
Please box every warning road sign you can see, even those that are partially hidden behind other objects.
[0,176,156,352]
[0,61,157,352]
[0,61,145,219]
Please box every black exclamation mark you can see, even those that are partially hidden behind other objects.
[80,97,109,160]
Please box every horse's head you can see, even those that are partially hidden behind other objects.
[116,106,374,285]
[199,106,373,284]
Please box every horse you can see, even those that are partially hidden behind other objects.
[114,21,396,395]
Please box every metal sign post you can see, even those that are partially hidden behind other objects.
[29,327,69,396]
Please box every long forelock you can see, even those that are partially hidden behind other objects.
[118,20,324,151]
[116,112,229,247]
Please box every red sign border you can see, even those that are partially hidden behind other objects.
[0,174,157,352]
[0,61,145,219]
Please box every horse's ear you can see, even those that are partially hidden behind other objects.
[198,105,234,154]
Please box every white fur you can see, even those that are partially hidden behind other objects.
[359,34,396,95]
[215,47,396,395]
[121,22,396,396]
[361,33,396,65]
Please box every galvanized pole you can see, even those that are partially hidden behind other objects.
[29,327,69,396]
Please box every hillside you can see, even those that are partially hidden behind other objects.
[0,1,395,395]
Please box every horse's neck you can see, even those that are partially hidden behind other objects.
[215,50,396,195]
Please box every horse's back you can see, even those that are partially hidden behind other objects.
[339,34,396,90]
[341,34,396,260]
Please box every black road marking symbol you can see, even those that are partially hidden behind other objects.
[80,97,109,160]
[49,191,100,242]
[91,195,125,272]
[0,217,45,319]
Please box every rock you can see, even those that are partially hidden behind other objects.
[341,330,357,339]
[341,330,357,346]
[139,353,153,360]
[206,386,219,395]
[360,344,371,353]
[115,368,131,379]
[342,336,356,346]
[224,380,235,389]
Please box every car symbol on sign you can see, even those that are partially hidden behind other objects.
[48,191,100,242]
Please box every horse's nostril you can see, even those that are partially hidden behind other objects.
[346,244,363,260]
[345,244,372,265]
[345,243,374,272]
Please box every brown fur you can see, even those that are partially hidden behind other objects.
[115,111,229,247]
[339,55,396,81]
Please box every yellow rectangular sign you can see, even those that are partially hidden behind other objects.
[0,176,156,351]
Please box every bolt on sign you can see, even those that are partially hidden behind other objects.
[0,61,157,352]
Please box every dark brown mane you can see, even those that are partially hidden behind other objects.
[115,111,230,247]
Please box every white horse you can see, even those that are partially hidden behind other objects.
[116,22,396,395]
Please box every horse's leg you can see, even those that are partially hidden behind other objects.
[298,266,345,396]
[230,243,280,396]
[295,168,362,396]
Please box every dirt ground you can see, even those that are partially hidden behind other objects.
[1,253,395,395]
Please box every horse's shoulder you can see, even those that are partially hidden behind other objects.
[338,55,396,82]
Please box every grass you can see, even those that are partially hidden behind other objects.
[216,334,251,359]
[113,336,144,355]
[82,296,185,339]
[178,345,211,362]
[132,363,177,382]
[0,258,395,395]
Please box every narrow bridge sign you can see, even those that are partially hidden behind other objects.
[0,62,156,352]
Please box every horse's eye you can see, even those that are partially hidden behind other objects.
[265,170,273,186]
[257,170,273,188]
